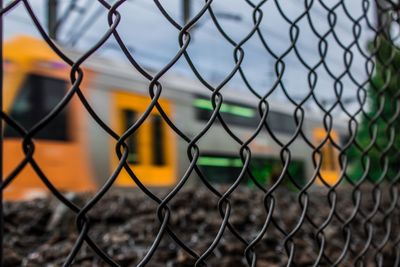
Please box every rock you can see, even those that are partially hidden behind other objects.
[4,247,22,266]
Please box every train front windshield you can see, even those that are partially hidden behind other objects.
[5,74,70,141]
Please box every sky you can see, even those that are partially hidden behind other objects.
[3,0,377,115]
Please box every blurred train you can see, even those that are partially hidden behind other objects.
[3,36,348,200]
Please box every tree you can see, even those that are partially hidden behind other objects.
[347,37,400,183]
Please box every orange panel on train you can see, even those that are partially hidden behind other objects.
[3,36,95,200]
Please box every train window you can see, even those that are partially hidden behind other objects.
[193,97,296,134]
[5,74,70,141]
[339,133,349,145]
[152,115,165,166]
[193,97,259,127]
[122,110,139,164]
[321,142,336,171]
[266,111,296,135]
[197,156,243,183]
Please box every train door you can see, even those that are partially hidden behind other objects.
[113,92,176,187]
[3,36,95,200]
[313,128,341,186]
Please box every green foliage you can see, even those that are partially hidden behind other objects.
[347,37,400,183]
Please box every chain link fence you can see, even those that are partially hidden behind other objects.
[2,0,400,266]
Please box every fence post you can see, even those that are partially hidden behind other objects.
[48,0,58,40]
[182,0,191,24]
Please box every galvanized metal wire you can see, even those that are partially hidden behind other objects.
[1,0,400,266]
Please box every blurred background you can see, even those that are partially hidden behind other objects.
[2,0,394,200]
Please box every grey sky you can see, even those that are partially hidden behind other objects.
[4,0,377,114]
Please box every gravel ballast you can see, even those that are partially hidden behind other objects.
[3,186,399,266]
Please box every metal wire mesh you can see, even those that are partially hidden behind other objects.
[1,0,400,266]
